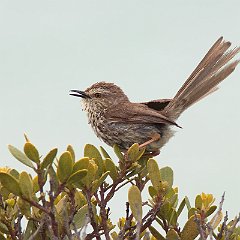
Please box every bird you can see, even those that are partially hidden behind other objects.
[70,37,239,156]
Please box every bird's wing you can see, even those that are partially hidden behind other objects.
[105,102,180,127]
[141,99,172,111]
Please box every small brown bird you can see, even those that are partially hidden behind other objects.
[70,37,239,156]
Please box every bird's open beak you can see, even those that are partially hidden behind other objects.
[69,90,91,99]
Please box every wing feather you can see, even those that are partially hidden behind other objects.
[105,102,181,127]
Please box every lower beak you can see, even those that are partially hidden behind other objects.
[69,90,91,99]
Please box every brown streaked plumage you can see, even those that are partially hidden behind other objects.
[70,37,239,156]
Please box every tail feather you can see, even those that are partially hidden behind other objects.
[173,37,227,101]
[164,37,239,119]
[184,60,239,110]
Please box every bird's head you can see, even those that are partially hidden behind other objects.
[70,82,129,112]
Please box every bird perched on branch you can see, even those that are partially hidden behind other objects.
[70,37,239,156]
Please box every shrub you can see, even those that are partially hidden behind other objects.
[0,136,239,239]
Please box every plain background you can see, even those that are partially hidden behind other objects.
[1,1,239,227]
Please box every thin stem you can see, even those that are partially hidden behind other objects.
[37,167,47,208]
[85,189,101,240]
[62,207,73,240]
[68,189,77,226]
[218,211,228,239]
[99,185,111,240]
[130,194,163,239]
[16,210,23,240]
[117,203,133,239]
[115,178,134,191]
[48,181,59,238]
[209,192,226,239]
[194,213,207,240]
[21,196,50,215]
[225,214,240,240]
[28,217,46,240]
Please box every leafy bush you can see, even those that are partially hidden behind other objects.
[0,136,239,239]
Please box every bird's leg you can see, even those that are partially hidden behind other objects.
[139,133,161,148]
[123,133,161,161]
[139,133,161,157]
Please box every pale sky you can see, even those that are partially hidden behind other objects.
[0,1,239,226]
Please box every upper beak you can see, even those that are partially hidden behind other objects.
[69,90,91,99]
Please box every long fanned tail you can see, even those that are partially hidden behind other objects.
[164,37,240,120]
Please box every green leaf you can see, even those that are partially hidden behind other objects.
[169,209,178,227]
[8,145,34,168]
[113,144,124,162]
[24,142,40,163]
[177,198,186,217]
[24,133,30,142]
[56,196,68,214]
[17,198,31,217]
[41,148,57,169]
[74,191,87,209]
[67,170,88,187]
[166,229,180,240]
[158,201,171,221]
[32,175,40,193]
[23,220,35,240]
[0,187,10,200]
[73,157,89,173]
[128,185,142,223]
[181,214,200,240]
[127,143,139,161]
[127,143,145,162]
[9,169,20,179]
[169,193,178,209]
[105,158,118,181]
[148,186,157,198]
[100,146,111,159]
[19,171,33,199]
[72,204,96,229]
[67,145,75,162]
[137,148,145,160]
[111,232,118,240]
[209,210,223,230]
[84,144,103,176]
[147,158,161,192]
[185,196,191,211]
[165,187,175,199]
[0,222,9,234]
[57,151,73,183]
[160,166,173,187]
[137,157,149,178]
[195,194,202,209]
[148,226,165,240]
[188,207,198,218]
[48,166,59,194]
[206,205,217,217]
[84,161,98,187]
[73,205,89,229]
[0,233,6,240]
[0,172,21,196]
[91,171,110,193]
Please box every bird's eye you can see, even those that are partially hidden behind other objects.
[94,93,101,98]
